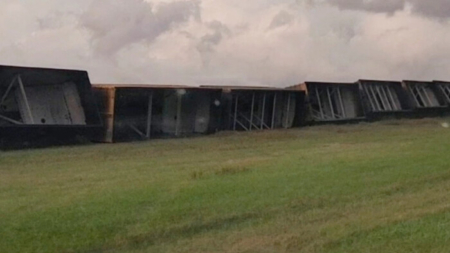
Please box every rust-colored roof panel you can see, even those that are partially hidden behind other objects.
[200,85,288,91]
[93,84,197,89]
[303,81,356,85]
[93,84,297,92]
[358,79,402,84]
[402,80,433,84]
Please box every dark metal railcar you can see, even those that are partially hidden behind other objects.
[0,65,102,149]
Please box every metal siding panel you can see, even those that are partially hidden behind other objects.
[389,86,402,110]
[62,82,86,125]
[282,93,296,128]
[162,90,178,134]
[20,85,72,125]
[341,88,357,118]
[194,93,211,133]
[424,87,440,107]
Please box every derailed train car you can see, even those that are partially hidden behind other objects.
[402,80,450,117]
[290,82,365,124]
[292,79,450,124]
[357,80,414,120]
[3,64,450,149]
[93,85,223,143]
[0,65,102,149]
[93,85,306,143]
[202,86,306,131]
[434,80,450,104]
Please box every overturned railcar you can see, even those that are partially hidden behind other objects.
[358,80,413,120]
[402,81,450,117]
[202,86,305,131]
[292,82,365,124]
[433,81,450,105]
[93,85,223,143]
[0,65,102,149]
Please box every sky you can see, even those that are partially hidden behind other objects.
[1,0,450,87]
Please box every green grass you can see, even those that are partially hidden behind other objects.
[2,118,450,253]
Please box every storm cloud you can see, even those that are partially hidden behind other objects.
[80,0,200,56]
[324,0,450,19]
[409,0,450,19]
[0,0,450,86]
[327,0,406,14]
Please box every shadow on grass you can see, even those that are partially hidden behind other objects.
[378,170,450,197]
[322,208,450,253]
[80,212,261,253]
[190,165,252,180]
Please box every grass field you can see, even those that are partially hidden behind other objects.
[1,118,450,253]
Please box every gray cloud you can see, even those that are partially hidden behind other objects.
[328,0,405,14]
[1,0,450,87]
[409,0,450,19]
[269,10,295,30]
[80,0,200,56]
[197,21,231,65]
[323,0,450,19]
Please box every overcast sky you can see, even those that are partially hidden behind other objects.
[1,0,450,86]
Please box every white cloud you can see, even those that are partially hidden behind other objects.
[0,0,450,86]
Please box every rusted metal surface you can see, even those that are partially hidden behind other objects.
[93,86,116,143]
[94,84,193,89]
[200,85,286,91]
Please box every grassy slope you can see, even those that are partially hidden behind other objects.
[1,119,450,253]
